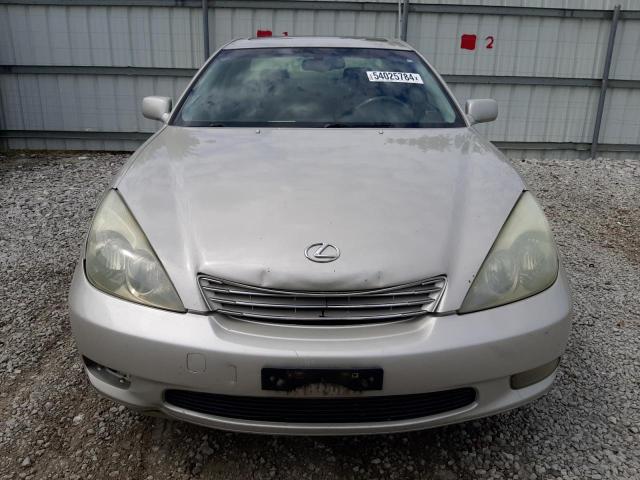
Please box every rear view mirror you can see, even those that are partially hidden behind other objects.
[302,56,345,72]
[142,96,172,122]
[465,99,498,125]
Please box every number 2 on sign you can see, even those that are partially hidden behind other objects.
[485,36,494,49]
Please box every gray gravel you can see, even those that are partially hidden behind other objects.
[0,150,638,480]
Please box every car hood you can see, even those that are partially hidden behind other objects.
[115,126,524,312]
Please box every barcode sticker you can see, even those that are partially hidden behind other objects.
[366,71,423,84]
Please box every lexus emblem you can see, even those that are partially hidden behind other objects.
[305,243,340,263]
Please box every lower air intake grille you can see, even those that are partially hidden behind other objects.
[197,275,446,324]
[164,388,476,423]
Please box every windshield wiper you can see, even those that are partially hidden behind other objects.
[323,122,397,128]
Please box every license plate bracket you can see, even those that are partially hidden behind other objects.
[261,368,383,392]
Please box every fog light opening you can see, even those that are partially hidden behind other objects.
[83,356,131,389]
[510,358,560,390]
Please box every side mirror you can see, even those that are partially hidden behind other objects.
[142,96,172,122]
[465,99,498,125]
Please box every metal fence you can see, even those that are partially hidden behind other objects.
[1,0,639,155]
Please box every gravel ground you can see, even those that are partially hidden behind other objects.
[0,150,638,480]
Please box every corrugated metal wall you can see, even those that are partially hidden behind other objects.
[0,73,189,129]
[330,0,640,8]
[1,0,639,153]
[0,5,204,67]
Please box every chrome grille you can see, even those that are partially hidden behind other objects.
[197,275,446,324]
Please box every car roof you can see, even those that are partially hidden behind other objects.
[223,36,413,51]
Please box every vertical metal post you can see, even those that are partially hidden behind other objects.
[591,5,621,158]
[397,1,402,39]
[202,0,210,62]
[401,0,410,41]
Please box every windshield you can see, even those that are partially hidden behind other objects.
[172,47,466,128]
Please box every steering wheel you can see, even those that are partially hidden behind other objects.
[350,96,414,118]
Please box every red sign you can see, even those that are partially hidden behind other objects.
[460,34,477,50]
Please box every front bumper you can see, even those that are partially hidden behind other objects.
[69,265,571,435]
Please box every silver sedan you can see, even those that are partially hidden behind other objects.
[69,36,571,435]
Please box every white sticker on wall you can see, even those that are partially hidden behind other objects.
[366,71,424,84]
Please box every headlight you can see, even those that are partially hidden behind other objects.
[459,192,558,313]
[85,190,185,312]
